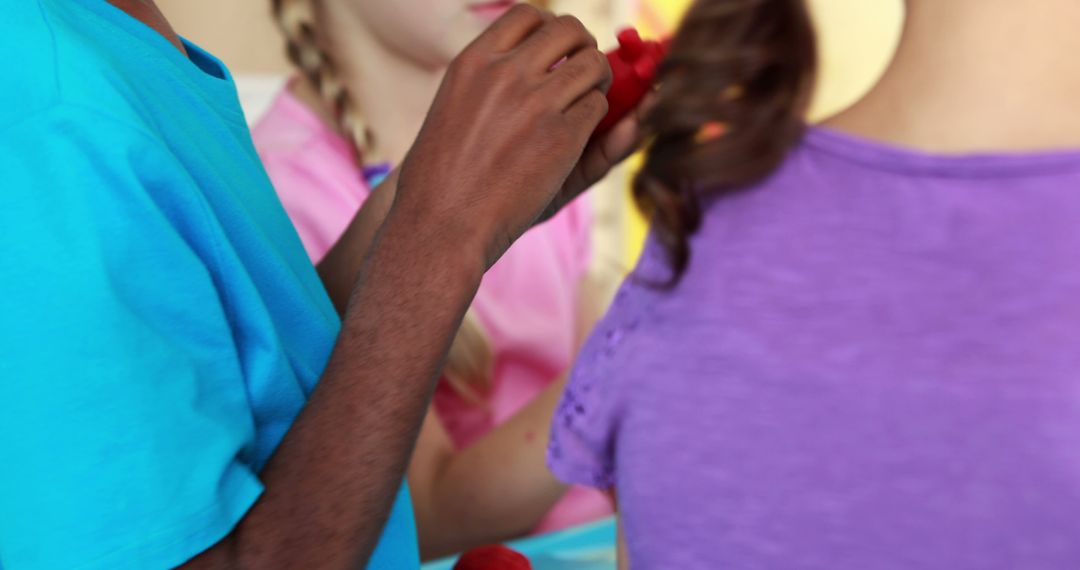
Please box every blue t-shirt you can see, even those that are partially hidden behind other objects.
[0,2,419,569]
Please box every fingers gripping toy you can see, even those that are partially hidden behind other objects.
[593,28,671,137]
[438,35,669,570]
[453,545,532,570]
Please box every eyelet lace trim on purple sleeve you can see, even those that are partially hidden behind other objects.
[549,284,642,488]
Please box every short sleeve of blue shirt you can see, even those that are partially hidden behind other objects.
[0,106,266,569]
[0,2,419,569]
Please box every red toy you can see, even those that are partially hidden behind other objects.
[593,28,671,137]
[453,545,532,570]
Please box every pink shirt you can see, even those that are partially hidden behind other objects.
[251,87,612,534]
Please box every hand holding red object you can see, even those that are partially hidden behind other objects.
[594,28,670,137]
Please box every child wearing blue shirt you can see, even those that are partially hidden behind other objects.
[0,1,633,568]
[0,1,416,567]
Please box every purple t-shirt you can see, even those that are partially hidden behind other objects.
[549,126,1080,568]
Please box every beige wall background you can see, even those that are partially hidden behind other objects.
[809,0,904,119]
[160,0,905,269]
[158,0,628,127]
[158,0,625,75]
[159,0,289,74]
[160,0,905,119]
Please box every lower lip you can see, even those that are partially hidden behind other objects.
[468,1,515,22]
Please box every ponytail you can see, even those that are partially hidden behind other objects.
[634,0,817,282]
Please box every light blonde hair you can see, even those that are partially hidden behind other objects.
[272,0,496,403]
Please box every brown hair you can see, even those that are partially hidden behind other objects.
[271,0,500,402]
[634,0,817,283]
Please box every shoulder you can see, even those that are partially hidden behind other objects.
[565,232,675,391]
[554,192,594,232]
[546,233,669,488]
[0,1,63,126]
[0,102,212,268]
[1,101,176,190]
[252,87,366,197]
[251,87,328,157]
[677,135,844,271]
[2,100,175,174]
[0,0,160,130]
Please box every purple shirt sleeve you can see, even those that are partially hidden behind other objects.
[548,232,669,490]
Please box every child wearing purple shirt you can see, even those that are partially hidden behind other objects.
[549,1,1080,567]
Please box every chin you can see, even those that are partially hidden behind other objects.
[438,29,486,62]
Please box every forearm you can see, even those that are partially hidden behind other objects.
[186,203,486,570]
[317,169,401,314]
[180,6,615,566]
[413,269,607,558]
[616,511,628,570]
[412,379,570,559]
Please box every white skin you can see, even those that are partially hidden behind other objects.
[613,0,1080,567]
[297,0,532,164]
[293,0,612,560]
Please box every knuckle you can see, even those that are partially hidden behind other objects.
[588,49,611,79]
[586,90,609,118]
[450,49,485,76]
[508,3,544,24]
[551,14,576,31]
[554,15,589,40]
[486,56,508,77]
[560,58,588,83]
[532,19,557,44]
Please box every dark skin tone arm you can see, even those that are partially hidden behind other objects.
[112,2,618,568]
[316,169,399,315]
[312,32,649,560]
[324,119,644,560]
[315,64,647,315]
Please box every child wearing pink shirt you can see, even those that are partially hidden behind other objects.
[253,0,612,560]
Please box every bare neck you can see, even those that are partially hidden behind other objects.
[306,5,445,166]
[827,0,1080,153]
[108,0,187,56]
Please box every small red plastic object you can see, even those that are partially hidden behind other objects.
[453,545,533,570]
[593,28,671,137]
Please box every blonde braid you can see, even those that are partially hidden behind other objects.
[273,0,376,159]
[271,0,495,403]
